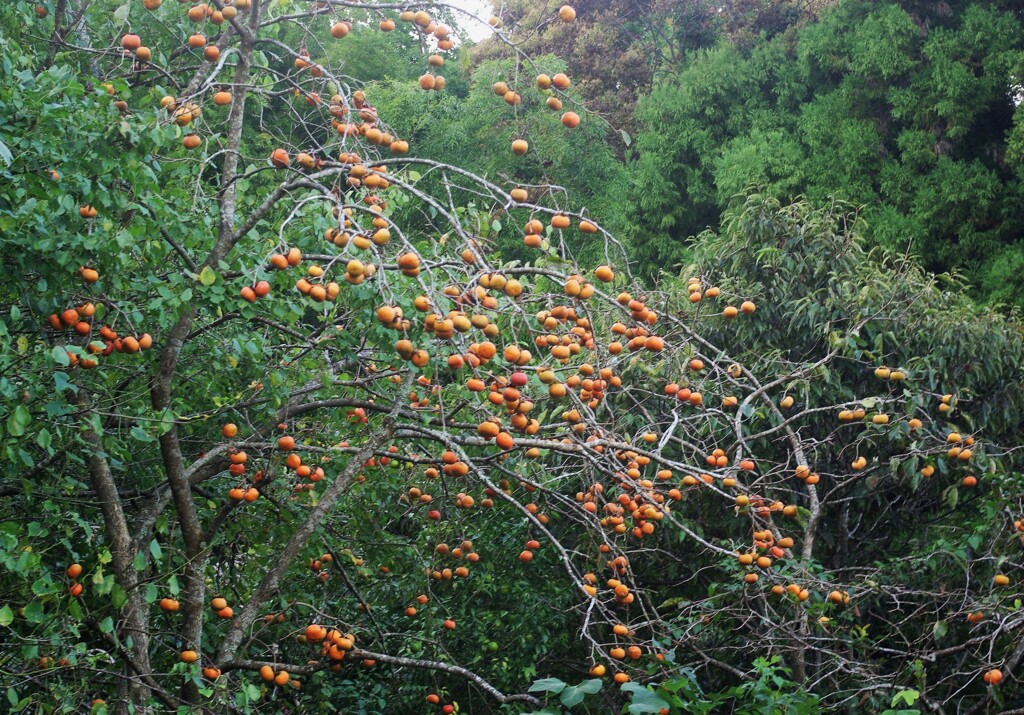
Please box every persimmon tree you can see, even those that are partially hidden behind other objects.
[0,1,1022,714]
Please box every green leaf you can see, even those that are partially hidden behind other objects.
[7,406,30,437]
[0,604,13,626]
[111,584,127,609]
[149,539,163,562]
[31,576,58,596]
[622,683,671,714]
[99,616,114,634]
[113,2,130,24]
[198,266,217,286]
[133,551,147,571]
[529,677,567,694]
[559,680,602,708]
[51,346,70,367]
[943,485,959,510]
[892,689,920,707]
[53,371,74,393]
[131,425,155,443]
[22,600,44,623]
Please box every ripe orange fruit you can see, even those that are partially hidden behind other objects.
[561,111,580,128]
[983,669,1003,685]
[552,73,570,89]
[559,5,576,21]
[740,300,756,314]
[180,650,199,663]
[121,34,141,51]
[331,21,350,38]
[643,336,664,352]
[511,139,528,155]
[182,134,202,149]
[277,435,295,450]
[259,665,275,681]
[269,148,290,168]
[66,563,83,579]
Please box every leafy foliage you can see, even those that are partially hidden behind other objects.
[630,0,1024,305]
[1,1,1023,714]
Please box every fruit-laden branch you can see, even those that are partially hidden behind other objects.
[220,650,543,707]
[214,378,408,665]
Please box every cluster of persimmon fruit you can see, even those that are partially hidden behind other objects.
[64,563,84,598]
[121,0,253,147]
[483,6,579,153]
[47,269,154,369]
[219,423,260,502]
[417,540,481,585]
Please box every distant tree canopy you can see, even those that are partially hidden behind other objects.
[628,0,1024,305]
[472,0,721,132]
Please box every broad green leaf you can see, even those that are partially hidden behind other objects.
[529,677,567,694]
[7,406,29,437]
[198,266,217,286]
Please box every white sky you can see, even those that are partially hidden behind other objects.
[447,0,498,43]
